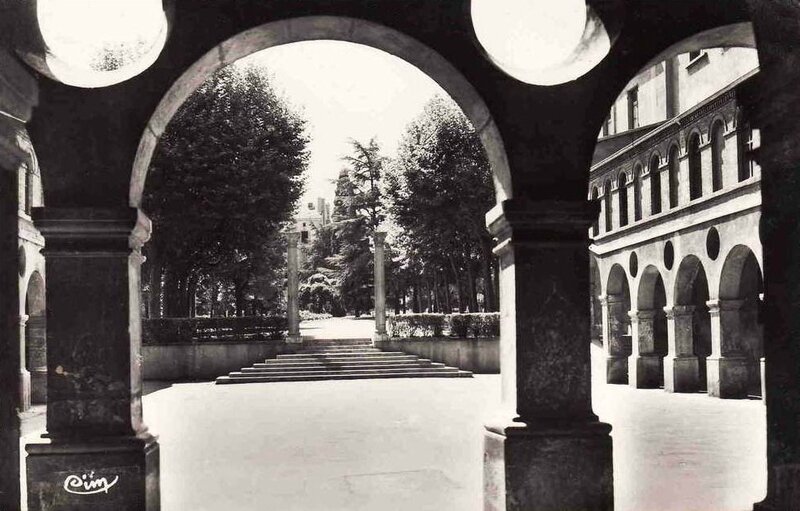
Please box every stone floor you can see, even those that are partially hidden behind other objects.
[21,344,767,510]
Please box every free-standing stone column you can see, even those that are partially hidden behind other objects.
[600,295,630,384]
[628,310,662,388]
[484,200,613,511]
[663,305,700,393]
[286,231,302,344]
[25,208,159,511]
[706,299,748,399]
[373,231,388,342]
[27,313,47,404]
[19,314,31,411]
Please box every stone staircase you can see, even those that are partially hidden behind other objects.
[216,338,472,384]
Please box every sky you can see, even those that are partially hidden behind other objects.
[235,41,447,205]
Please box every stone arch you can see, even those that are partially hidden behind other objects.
[589,254,602,345]
[634,265,668,387]
[687,131,703,200]
[604,263,632,383]
[24,270,46,404]
[667,142,681,208]
[674,255,712,391]
[710,118,726,192]
[648,152,662,215]
[130,16,512,207]
[604,178,613,232]
[719,244,763,396]
[590,186,599,236]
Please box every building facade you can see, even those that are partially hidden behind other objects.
[589,48,762,399]
[293,196,331,247]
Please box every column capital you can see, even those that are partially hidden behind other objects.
[373,230,387,243]
[486,199,599,254]
[630,309,657,321]
[706,298,745,315]
[664,305,695,318]
[32,207,151,253]
[18,314,29,327]
[285,230,301,247]
[599,294,626,306]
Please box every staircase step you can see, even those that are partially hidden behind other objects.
[231,366,460,377]
[301,338,372,346]
[216,370,473,384]
[278,352,407,359]
[242,363,444,373]
[252,360,438,369]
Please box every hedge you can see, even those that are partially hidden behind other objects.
[387,312,499,339]
[142,316,287,344]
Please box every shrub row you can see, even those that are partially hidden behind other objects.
[143,316,287,344]
[300,310,333,321]
[386,313,499,339]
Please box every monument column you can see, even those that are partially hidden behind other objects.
[484,199,613,511]
[19,314,31,411]
[285,231,302,343]
[25,207,159,511]
[663,305,700,393]
[628,309,662,388]
[373,231,388,342]
[706,299,748,398]
[600,294,629,384]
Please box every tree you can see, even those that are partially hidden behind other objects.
[143,64,309,317]
[386,95,497,313]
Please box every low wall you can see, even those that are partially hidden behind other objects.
[375,337,499,374]
[143,341,295,381]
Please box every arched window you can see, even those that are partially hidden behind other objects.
[668,145,680,208]
[710,120,725,192]
[633,164,642,221]
[604,179,612,232]
[688,133,702,200]
[591,187,599,236]
[649,154,662,215]
[618,172,628,227]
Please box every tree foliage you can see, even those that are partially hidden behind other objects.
[143,64,309,317]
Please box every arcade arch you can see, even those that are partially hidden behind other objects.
[669,255,712,392]
[603,263,631,384]
[24,271,46,404]
[631,265,668,388]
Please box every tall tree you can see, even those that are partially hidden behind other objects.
[143,64,309,317]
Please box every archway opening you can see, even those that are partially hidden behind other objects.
[688,132,703,200]
[675,255,712,392]
[605,263,631,384]
[719,245,763,397]
[636,265,668,387]
[25,271,46,404]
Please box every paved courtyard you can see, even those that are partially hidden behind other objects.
[22,344,766,510]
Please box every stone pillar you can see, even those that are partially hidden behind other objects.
[628,310,662,388]
[663,305,700,393]
[27,313,48,404]
[19,313,31,411]
[600,295,629,384]
[483,200,613,511]
[706,299,749,399]
[373,231,388,342]
[285,231,302,344]
[25,208,159,511]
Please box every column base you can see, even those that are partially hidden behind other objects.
[26,432,160,511]
[628,354,663,389]
[484,421,613,511]
[285,334,303,344]
[706,356,749,399]
[664,356,700,393]
[19,368,31,412]
[753,463,800,510]
[31,366,47,404]
[605,355,628,384]
[372,331,388,342]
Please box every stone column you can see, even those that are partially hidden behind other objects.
[19,314,31,411]
[628,310,662,388]
[285,231,302,344]
[706,299,748,399]
[600,295,629,384]
[484,200,613,511]
[25,208,159,511]
[663,305,700,393]
[27,313,48,404]
[373,231,388,342]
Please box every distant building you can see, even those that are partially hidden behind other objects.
[293,196,331,246]
[588,48,762,400]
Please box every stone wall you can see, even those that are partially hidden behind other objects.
[375,337,499,374]
[143,341,295,380]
